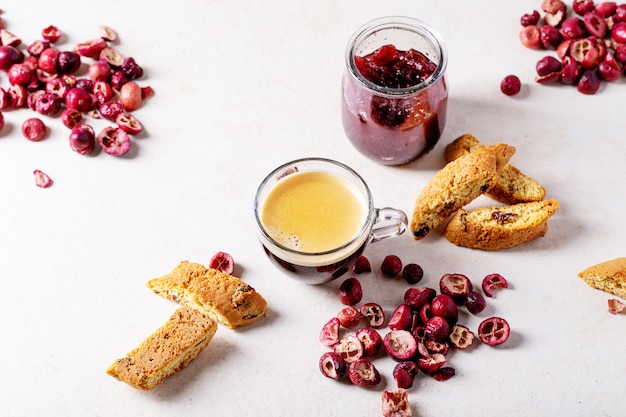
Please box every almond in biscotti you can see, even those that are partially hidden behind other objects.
[410,143,515,240]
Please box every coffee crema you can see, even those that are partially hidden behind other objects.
[260,171,368,254]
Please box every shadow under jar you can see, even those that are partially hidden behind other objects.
[342,16,449,166]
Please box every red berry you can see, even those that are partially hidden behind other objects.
[338,277,363,306]
[209,251,234,274]
[381,255,402,277]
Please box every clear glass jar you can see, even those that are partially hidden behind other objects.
[342,16,448,165]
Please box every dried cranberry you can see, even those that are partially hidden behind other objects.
[65,87,94,112]
[417,353,446,374]
[38,48,59,74]
[382,389,412,417]
[110,70,128,90]
[519,25,541,49]
[608,299,626,315]
[337,307,361,329]
[319,352,346,380]
[560,17,589,40]
[121,57,144,80]
[7,63,32,86]
[57,51,81,74]
[26,40,50,58]
[520,10,540,26]
[22,118,47,141]
[348,358,381,388]
[425,316,450,342]
[430,294,458,325]
[388,304,413,330]
[392,362,419,389]
[402,263,424,284]
[334,336,364,364]
[68,125,95,155]
[478,317,511,346]
[97,126,131,156]
[33,169,53,188]
[34,93,62,116]
[352,255,371,274]
[440,273,473,304]
[356,327,383,356]
[209,251,234,274]
[359,302,385,328]
[482,273,509,297]
[338,277,363,306]
[319,317,340,346]
[116,113,143,135]
[383,329,417,361]
[465,291,487,314]
[98,101,124,121]
[119,80,143,111]
[41,25,62,43]
[61,109,83,129]
[0,45,24,71]
[449,324,475,349]
[500,74,521,96]
[381,255,402,277]
[432,366,456,381]
[404,287,436,310]
[0,112,4,132]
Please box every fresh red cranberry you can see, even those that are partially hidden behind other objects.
[465,291,487,314]
[519,25,542,49]
[68,125,95,155]
[38,48,59,74]
[76,38,107,58]
[520,10,540,26]
[319,317,340,346]
[402,263,423,284]
[334,335,364,364]
[34,92,62,116]
[22,118,47,141]
[41,25,62,43]
[478,317,510,346]
[439,273,473,304]
[7,63,32,86]
[417,352,446,374]
[116,113,143,135]
[65,87,94,112]
[500,74,522,95]
[560,17,589,39]
[403,287,436,310]
[430,294,458,325]
[359,302,385,328]
[577,68,601,94]
[595,1,618,17]
[208,251,234,274]
[338,277,362,306]
[97,126,131,156]
[425,316,450,342]
[119,80,143,111]
[449,324,475,349]
[57,51,81,74]
[432,367,456,381]
[0,45,24,71]
[98,101,123,120]
[33,170,53,188]
[388,304,413,330]
[393,362,419,389]
[337,306,361,329]
[381,255,402,277]
[121,57,144,80]
[384,329,417,361]
[356,327,383,356]
[348,358,381,388]
[319,352,346,380]
[482,273,509,297]
[61,108,83,129]
[352,255,371,274]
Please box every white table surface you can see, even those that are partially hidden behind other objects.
[1,1,624,416]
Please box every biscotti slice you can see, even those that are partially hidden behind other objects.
[444,199,559,250]
[578,258,626,299]
[445,134,546,204]
[107,307,217,390]
[410,143,515,240]
[147,261,268,329]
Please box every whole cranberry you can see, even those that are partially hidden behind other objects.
[465,291,487,314]
[57,51,81,74]
[519,25,541,49]
[577,68,601,94]
[573,0,595,16]
[38,48,60,74]
[540,25,561,49]
[65,87,94,112]
[402,263,423,284]
[34,93,63,116]
[119,80,143,111]
[7,63,33,86]
[97,126,131,156]
[425,316,450,342]
[559,17,589,40]
[88,61,111,82]
[616,4,626,22]
[595,1,618,17]
[68,125,95,155]
[110,70,128,90]
[0,45,25,71]
[381,255,402,278]
[338,277,362,306]
[75,78,94,92]
[430,294,458,325]
[22,118,47,141]
[611,21,626,43]
[500,74,522,95]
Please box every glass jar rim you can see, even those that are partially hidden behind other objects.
[254,157,376,259]
[345,16,448,98]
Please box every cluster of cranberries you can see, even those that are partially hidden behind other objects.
[318,254,511,405]
[0,12,152,158]
[519,0,626,94]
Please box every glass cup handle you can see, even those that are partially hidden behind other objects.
[370,207,408,243]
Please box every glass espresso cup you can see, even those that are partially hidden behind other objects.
[254,158,408,285]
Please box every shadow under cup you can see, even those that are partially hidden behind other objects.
[254,158,407,285]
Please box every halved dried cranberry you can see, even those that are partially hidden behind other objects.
[334,335,363,364]
[440,273,473,304]
[382,389,412,417]
[388,304,413,331]
[425,316,450,342]
[319,317,340,346]
[33,169,53,188]
[116,112,143,135]
[0,45,24,71]
[520,10,540,26]
[348,358,381,388]
[97,126,131,156]
[338,277,362,306]
[209,251,234,274]
[432,366,456,381]
[392,362,419,389]
[478,317,511,346]
[383,329,417,361]
[42,25,62,43]
[417,352,446,374]
[482,273,509,297]
[356,327,383,356]
[319,352,346,380]
[608,299,626,315]
[359,302,385,328]
[449,324,475,349]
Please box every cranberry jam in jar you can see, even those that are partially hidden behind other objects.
[342,17,448,165]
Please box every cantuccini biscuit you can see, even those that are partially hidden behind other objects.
[147,261,268,329]
[410,143,515,240]
[107,307,217,390]
[443,199,559,250]
[578,258,626,299]
[445,134,546,205]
